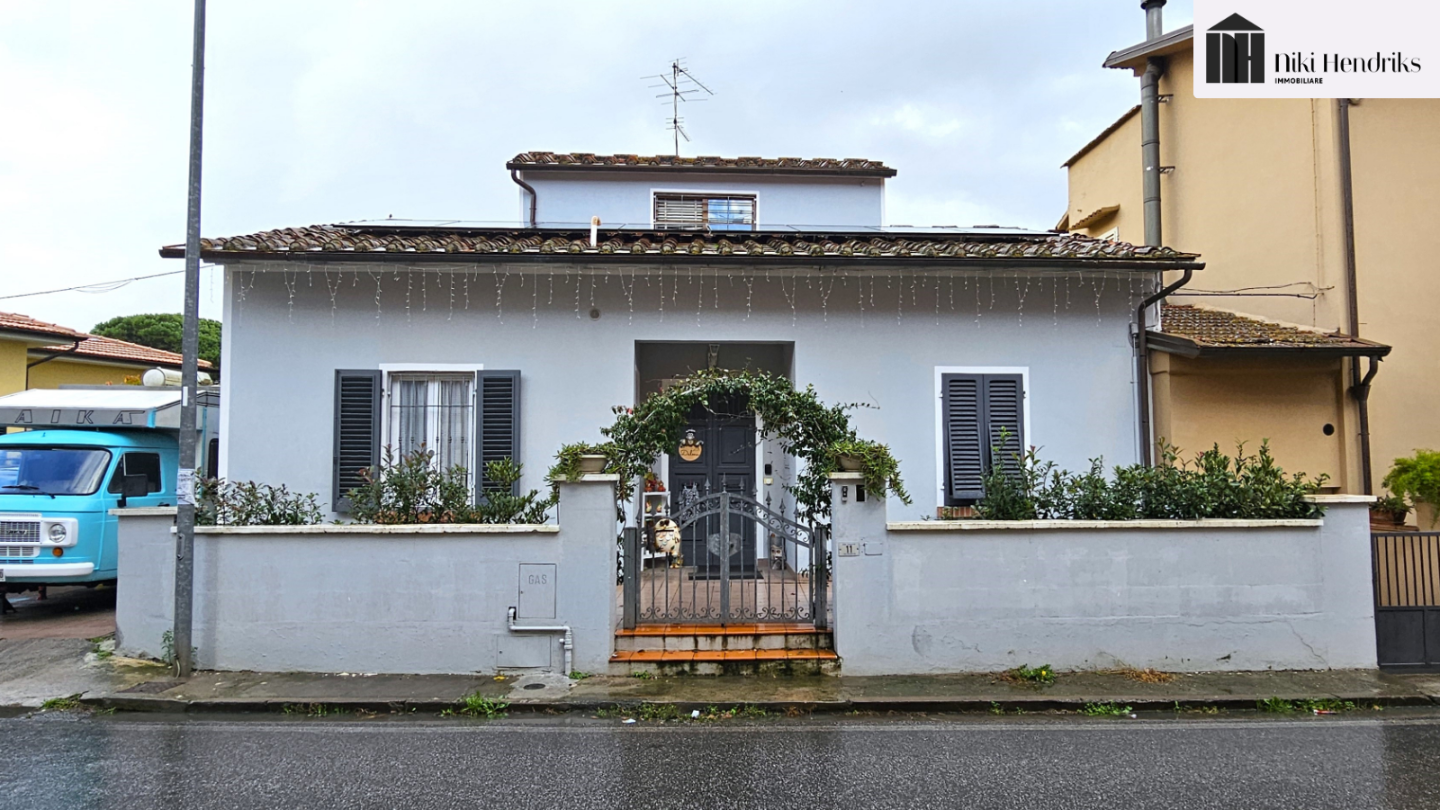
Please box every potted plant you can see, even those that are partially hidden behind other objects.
[1370,491,1410,529]
[825,439,912,505]
[1383,449,1440,529]
[548,442,614,481]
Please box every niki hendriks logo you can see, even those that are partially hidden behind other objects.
[1206,13,1265,84]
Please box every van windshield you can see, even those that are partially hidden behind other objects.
[0,448,113,496]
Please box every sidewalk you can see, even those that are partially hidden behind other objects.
[65,666,1440,715]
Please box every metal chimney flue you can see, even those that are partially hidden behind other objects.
[1142,0,1165,41]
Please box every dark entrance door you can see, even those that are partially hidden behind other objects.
[669,396,756,579]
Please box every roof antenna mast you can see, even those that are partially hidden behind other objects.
[645,58,713,157]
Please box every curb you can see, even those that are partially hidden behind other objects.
[76,692,1440,716]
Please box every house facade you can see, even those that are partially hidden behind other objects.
[176,153,1199,522]
[1061,8,1422,495]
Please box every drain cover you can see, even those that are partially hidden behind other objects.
[523,682,547,690]
[117,680,184,694]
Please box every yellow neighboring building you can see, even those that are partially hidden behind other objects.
[0,310,211,396]
[1059,16,1430,494]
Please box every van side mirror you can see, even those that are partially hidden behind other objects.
[118,474,149,508]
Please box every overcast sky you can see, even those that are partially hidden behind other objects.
[0,0,1193,331]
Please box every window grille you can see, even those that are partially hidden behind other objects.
[387,373,475,480]
[654,193,756,231]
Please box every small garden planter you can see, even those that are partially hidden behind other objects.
[577,454,608,475]
[836,454,864,472]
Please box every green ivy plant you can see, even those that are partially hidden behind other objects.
[588,369,902,522]
[349,448,553,525]
[826,439,911,505]
[1383,450,1440,525]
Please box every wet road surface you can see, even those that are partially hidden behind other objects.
[5,712,1440,809]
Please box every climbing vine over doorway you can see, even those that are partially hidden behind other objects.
[598,368,908,521]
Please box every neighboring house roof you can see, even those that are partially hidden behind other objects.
[1103,24,1194,73]
[1071,205,1120,230]
[0,311,82,342]
[37,333,214,371]
[1153,304,1390,358]
[506,152,898,178]
[160,224,1201,269]
[1062,106,1140,168]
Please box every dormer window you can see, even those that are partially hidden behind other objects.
[653,193,756,231]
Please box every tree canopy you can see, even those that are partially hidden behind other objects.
[91,313,221,370]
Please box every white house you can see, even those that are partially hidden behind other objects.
[166,152,1199,525]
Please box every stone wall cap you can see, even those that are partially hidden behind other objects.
[1306,494,1376,504]
[887,518,1324,531]
[828,473,865,482]
[196,523,559,536]
[109,507,179,517]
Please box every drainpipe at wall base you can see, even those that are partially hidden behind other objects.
[1353,355,1381,496]
[510,170,538,228]
[507,605,573,676]
[1136,268,1195,466]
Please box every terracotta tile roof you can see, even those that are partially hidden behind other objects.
[41,334,215,371]
[163,225,1199,266]
[1157,305,1389,356]
[0,311,82,341]
[507,152,898,178]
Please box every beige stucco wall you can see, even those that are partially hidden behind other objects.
[1151,353,1347,486]
[0,339,27,397]
[1065,40,1440,493]
[1348,99,1440,481]
[1064,112,1142,243]
[26,357,141,389]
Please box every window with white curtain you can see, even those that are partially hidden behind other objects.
[386,373,475,480]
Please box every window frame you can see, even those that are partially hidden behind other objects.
[933,366,1031,508]
[107,451,164,495]
[378,363,484,486]
[651,189,759,231]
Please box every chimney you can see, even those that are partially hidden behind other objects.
[1142,0,1165,41]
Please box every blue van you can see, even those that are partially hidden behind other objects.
[0,386,217,591]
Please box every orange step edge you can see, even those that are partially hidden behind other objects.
[615,623,826,637]
[611,649,838,663]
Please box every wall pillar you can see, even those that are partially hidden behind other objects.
[113,507,179,658]
[828,472,888,671]
[554,474,620,673]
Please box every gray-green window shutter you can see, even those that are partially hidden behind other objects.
[477,370,521,498]
[983,374,1026,479]
[333,369,381,511]
[942,374,986,501]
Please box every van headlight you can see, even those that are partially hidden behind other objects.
[47,523,68,543]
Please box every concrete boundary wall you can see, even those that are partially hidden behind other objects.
[114,477,618,675]
[830,476,1378,675]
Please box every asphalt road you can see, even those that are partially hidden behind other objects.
[6,713,1440,809]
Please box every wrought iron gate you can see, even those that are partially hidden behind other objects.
[623,490,827,628]
[1373,531,1440,670]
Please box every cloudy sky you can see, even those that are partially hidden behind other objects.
[0,0,1193,331]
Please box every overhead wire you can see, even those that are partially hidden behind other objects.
[0,265,218,302]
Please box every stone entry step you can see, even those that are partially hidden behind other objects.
[610,624,838,676]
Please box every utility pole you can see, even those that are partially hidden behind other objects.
[174,0,207,678]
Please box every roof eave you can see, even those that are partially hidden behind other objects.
[1149,331,1393,359]
[166,248,1203,273]
[508,163,898,179]
[1102,25,1195,74]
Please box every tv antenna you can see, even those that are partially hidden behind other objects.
[645,59,713,157]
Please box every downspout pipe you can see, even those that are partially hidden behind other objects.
[509,170,538,229]
[1136,267,1195,466]
[24,341,82,388]
[1337,98,1376,493]
[507,605,573,676]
